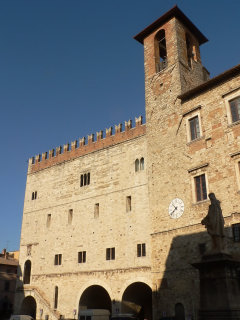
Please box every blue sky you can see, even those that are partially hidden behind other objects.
[0,0,239,251]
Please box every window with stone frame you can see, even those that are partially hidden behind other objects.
[31,191,37,200]
[232,223,240,242]
[80,172,90,187]
[54,254,62,265]
[78,251,86,263]
[137,243,146,257]
[106,247,115,260]
[189,115,200,141]
[229,96,240,123]
[194,174,207,202]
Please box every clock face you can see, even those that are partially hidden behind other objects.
[168,198,184,219]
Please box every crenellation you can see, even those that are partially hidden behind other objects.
[71,140,78,150]
[135,116,143,127]
[96,130,103,141]
[42,152,48,161]
[88,134,94,144]
[79,137,85,147]
[125,120,132,131]
[35,154,40,163]
[115,123,122,133]
[106,127,113,137]
[29,118,145,173]
[56,146,62,156]
[63,143,70,153]
[49,149,55,158]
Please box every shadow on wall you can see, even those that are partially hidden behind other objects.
[13,225,239,320]
[14,267,153,320]
[14,263,37,319]
[153,225,240,320]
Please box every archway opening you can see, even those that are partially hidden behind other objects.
[23,260,31,284]
[20,296,36,318]
[79,285,112,312]
[175,303,185,320]
[122,282,152,320]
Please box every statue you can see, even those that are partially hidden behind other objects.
[201,193,225,251]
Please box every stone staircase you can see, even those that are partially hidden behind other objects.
[23,286,61,320]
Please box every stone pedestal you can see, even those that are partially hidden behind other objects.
[192,252,240,320]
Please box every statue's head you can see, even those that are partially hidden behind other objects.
[208,193,216,201]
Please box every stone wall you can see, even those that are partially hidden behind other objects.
[17,133,152,319]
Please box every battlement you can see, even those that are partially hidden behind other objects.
[29,116,146,173]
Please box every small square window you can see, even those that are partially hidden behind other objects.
[230,97,240,123]
[106,247,115,260]
[31,191,37,200]
[80,172,90,187]
[78,251,86,263]
[137,243,146,257]
[232,224,240,242]
[189,116,200,140]
[194,174,207,202]
[54,254,62,265]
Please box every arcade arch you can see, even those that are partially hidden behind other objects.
[122,282,152,320]
[20,296,36,319]
[79,285,112,313]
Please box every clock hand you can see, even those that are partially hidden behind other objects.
[170,207,177,215]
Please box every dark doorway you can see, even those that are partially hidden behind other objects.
[175,303,185,320]
[79,285,112,311]
[122,282,152,320]
[20,296,36,319]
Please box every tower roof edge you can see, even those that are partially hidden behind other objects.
[133,5,208,45]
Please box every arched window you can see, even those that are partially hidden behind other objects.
[186,33,192,68]
[186,33,197,68]
[135,159,139,172]
[23,260,31,284]
[54,286,58,309]
[140,158,144,170]
[155,29,167,72]
[175,303,185,320]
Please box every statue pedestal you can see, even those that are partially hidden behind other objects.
[192,252,240,320]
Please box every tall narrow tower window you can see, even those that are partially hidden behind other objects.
[155,29,167,72]
[186,34,192,68]
[54,286,58,309]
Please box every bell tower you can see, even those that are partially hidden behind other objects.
[134,5,209,231]
[134,5,209,98]
[134,6,209,317]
